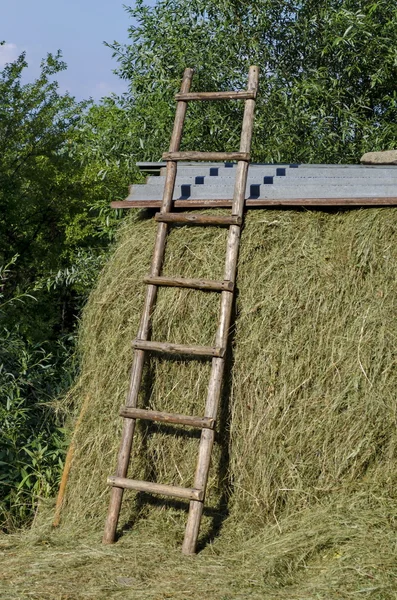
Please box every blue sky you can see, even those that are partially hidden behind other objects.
[0,0,152,100]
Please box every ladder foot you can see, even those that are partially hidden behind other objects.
[182,500,204,555]
[103,486,124,544]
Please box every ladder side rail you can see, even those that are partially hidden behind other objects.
[103,68,194,544]
[182,66,259,555]
[232,65,259,217]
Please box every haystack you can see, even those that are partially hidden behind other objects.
[3,207,396,599]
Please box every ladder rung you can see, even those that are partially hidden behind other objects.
[175,91,256,101]
[144,275,234,292]
[162,151,250,162]
[107,476,204,501]
[120,407,215,429]
[132,340,225,358]
[155,213,242,226]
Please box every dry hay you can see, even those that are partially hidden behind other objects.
[1,208,396,599]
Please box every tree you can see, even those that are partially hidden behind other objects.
[107,0,397,163]
[0,47,127,529]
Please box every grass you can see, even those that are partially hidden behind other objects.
[1,208,396,599]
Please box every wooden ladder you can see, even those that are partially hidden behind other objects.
[103,65,259,555]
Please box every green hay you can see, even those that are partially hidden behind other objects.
[2,208,396,599]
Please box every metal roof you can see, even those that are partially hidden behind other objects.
[111,163,397,209]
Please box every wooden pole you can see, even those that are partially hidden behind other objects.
[181,65,259,555]
[102,68,194,544]
[52,395,91,527]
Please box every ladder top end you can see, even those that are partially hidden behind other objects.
[248,65,259,90]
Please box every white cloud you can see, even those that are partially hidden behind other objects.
[0,43,20,67]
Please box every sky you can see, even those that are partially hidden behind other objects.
[0,0,153,100]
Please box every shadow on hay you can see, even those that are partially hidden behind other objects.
[118,295,239,552]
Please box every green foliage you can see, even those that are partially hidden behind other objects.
[0,46,127,311]
[0,48,127,530]
[72,97,142,242]
[0,49,83,272]
[107,0,397,162]
[0,328,72,530]
[0,258,74,530]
